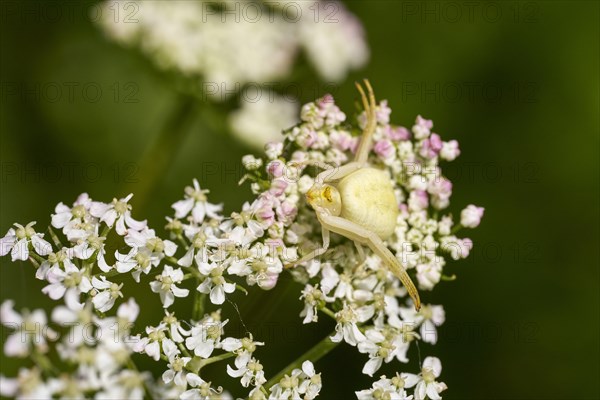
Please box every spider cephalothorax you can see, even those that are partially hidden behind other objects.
[294,80,421,310]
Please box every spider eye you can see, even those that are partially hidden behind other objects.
[323,187,333,202]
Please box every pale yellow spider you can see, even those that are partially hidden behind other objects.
[293,80,421,310]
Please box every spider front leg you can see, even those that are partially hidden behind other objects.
[315,161,365,183]
[354,79,378,164]
[284,226,330,269]
[316,211,421,310]
[352,242,368,275]
[289,160,359,184]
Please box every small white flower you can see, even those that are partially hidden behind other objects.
[172,179,223,224]
[437,216,453,236]
[356,374,413,400]
[181,373,224,400]
[95,369,148,399]
[299,284,325,324]
[440,140,460,161]
[319,263,340,295]
[0,368,54,399]
[0,301,57,357]
[331,302,368,346]
[416,262,443,290]
[51,193,96,241]
[0,222,51,261]
[403,357,448,400]
[222,335,264,370]
[162,338,191,387]
[249,386,267,400]
[264,142,283,160]
[177,230,223,268]
[50,291,95,347]
[42,259,92,300]
[440,236,473,260]
[150,266,190,308]
[162,311,190,343]
[298,360,322,400]
[197,262,236,305]
[242,155,263,171]
[125,227,177,256]
[460,205,484,228]
[89,193,146,235]
[332,271,356,300]
[115,247,156,281]
[185,318,227,358]
[268,360,321,400]
[225,242,283,289]
[90,276,123,312]
[227,357,266,388]
[268,371,302,400]
[358,328,401,376]
[70,230,110,270]
[400,304,445,345]
[133,324,168,361]
[91,297,140,343]
[220,201,265,245]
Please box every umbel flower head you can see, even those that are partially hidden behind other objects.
[235,82,482,304]
[0,83,481,399]
[96,0,369,148]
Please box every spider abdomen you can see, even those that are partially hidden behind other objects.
[337,167,399,240]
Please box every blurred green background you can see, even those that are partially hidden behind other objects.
[1,1,598,399]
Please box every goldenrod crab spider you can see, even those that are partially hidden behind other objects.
[290,80,421,311]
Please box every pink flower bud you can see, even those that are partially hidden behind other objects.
[374,139,394,159]
[267,161,285,178]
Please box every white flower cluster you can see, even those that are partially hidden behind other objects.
[236,93,484,396]
[0,190,259,398]
[0,91,482,399]
[129,309,271,399]
[96,0,368,147]
[98,0,367,88]
[1,294,147,399]
[356,357,447,400]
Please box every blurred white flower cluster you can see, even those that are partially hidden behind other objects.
[0,91,482,399]
[97,0,369,147]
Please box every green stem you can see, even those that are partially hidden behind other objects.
[165,256,181,266]
[319,306,337,320]
[193,292,206,321]
[28,256,40,269]
[178,342,192,358]
[235,283,248,295]
[31,351,58,376]
[29,252,45,265]
[47,227,63,249]
[100,224,111,238]
[187,352,235,374]
[104,269,120,278]
[264,331,341,390]
[176,235,189,251]
[125,94,198,211]
[450,223,463,235]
